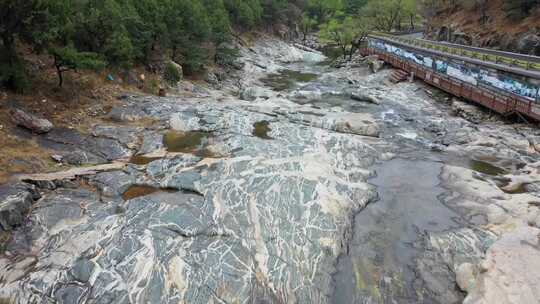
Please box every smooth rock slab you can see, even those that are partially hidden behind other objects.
[464,226,540,304]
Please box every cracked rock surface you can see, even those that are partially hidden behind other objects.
[1,35,540,304]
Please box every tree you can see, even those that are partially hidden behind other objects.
[0,0,48,91]
[403,0,419,30]
[343,0,368,14]
[320,16,372,60]
[362,0,405,32]
[307,0,344,23]
[50,46,105,87]
[300,14,318,42]
[225,0,263,28]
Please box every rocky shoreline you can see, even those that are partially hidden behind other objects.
[1,36,539,303]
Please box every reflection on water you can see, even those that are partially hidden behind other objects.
[253,121,272,139]
[468,159,507,176]
[163,131,211,153]
[163,130,218,158]
[129,155,161,165]
[332,159,461,303]
[122,185,178,201]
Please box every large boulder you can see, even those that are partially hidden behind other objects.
[0,183,40,231]
[451,99,491,123]
[10,108,53,134]
[365,55,385,73]
[333,113,381,137]
[351,92,381,105]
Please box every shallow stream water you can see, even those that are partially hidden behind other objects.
[268,61,501,303]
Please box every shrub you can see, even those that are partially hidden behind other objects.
[0,55,29,93]
[163,62,182,86]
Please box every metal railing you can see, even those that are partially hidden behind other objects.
[361,46,540,121]
[370,33,540,72]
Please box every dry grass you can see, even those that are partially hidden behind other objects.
[0,49,169,184]
[429,0,540,45]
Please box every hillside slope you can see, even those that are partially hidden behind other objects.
[424,0,540,56]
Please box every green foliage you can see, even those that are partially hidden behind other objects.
[164,62,182,85]
[225,0,263,28]
[0,0,48,91]
[50,45,106,86]
[0,0,325,92]
[320,16,372,59]
[306,0,344,22]
[215,44,240,67]
[0,54,29,93]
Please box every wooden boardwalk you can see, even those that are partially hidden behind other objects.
[362,38,540,121]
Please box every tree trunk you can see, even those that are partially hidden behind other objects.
[56,66,64,87]
[54,56,64,87]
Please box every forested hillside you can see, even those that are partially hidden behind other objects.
[0,0,304,91]
[0,0,423,93]
[423,0,540,55]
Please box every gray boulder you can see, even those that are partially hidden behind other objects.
[351,92,381,105]
[0,183,40,231]
[92,171,136,198]
[10,108,53,134]
[365,55,385,73]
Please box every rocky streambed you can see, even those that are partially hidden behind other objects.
[1,36,540,304]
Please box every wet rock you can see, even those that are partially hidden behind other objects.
[92,125,143,149]
[10,108,53,133]
[240,86,272,101]
[62,150,107,166]
[29,188,101,234]
[54,285,88,304]
[414,228,496,304]
[70,258,95,283]
[0,183,40,231]
[40,128,128,163]
[146,155,201,180]
[86,137,132,161]
[350,92,381,105]
[138,132,165,155]
[451,99,490,123]
[92,171,136,198]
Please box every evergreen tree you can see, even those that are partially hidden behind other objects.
[0,0,48,91]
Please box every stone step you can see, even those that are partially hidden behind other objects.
[389,69,409,83]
